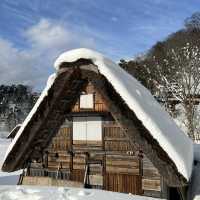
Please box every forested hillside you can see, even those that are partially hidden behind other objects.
[0,85,39,137]
[120,12,200,141]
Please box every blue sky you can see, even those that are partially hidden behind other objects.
[0,0,199,90]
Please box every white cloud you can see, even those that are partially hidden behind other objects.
[0,18,96,90]
[111,17,118,22]
[0,38,37,86]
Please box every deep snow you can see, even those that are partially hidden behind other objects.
[0,185,164,200]
[0,138,21,185]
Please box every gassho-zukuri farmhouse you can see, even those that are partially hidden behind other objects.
[2,48,199,200]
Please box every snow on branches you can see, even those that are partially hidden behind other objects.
[154,43,200,140]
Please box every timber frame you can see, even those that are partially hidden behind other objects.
[2,59,188,187]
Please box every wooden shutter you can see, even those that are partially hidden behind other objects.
[73,116,102,142]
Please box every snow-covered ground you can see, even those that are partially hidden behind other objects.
[0,131,9,139]
[0,185,163,200]
[0,138,21,185]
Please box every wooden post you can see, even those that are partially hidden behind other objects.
[102,124,106,190]
[84,152,90,188]
[26,161,31,176]
[138,150,143,194]
[69,126,73,180]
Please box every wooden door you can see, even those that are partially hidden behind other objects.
[104,173,142,194]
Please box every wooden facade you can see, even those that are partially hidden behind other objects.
[19,82,167,198]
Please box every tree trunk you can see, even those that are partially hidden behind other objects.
[184,103,195,140]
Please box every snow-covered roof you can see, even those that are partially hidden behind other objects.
[3,48,193,183]
[55,48,193,181]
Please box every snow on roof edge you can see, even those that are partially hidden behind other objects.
[54,48,193,180]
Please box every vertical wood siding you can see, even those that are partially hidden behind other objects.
[104,173,142,194]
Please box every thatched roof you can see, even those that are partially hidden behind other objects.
[2,49,193,187]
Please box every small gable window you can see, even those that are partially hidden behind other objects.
[80,94,94,109]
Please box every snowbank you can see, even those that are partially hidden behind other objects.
[0,131,10,138]
[54,48,193,180]
[0,138,21,184]
[0,185,164,200]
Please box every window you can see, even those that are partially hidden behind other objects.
[73,116,102,142]
[80,94,94,109]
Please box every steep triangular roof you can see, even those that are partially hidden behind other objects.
[2,48,193,187]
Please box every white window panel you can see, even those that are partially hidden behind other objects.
[73,117,87,140]
[86,116,102,141]
[73,116,102,141]
[80,94,94,109]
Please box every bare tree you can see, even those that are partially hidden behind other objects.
[185,12,200,30]
[154,43,200,140]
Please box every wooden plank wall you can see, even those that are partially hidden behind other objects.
[43,120,163,196]
[47,151,71,170]
[104,173,142,194]
[106,155,140,174]
[26,81,166,198]
[49,126,71,151]
[46,126,72,170]
[102,113,163,197]
[104,124,132,152]
[71,169,85,182]
[22,176,83,187]
[103,121,142,195]
[142,155,163,197]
